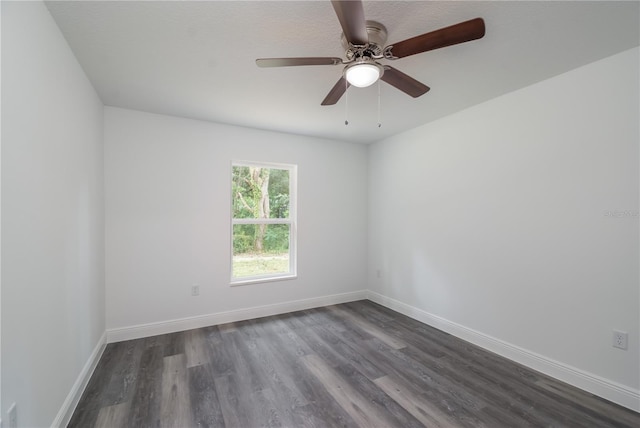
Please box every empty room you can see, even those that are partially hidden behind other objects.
[1,0,639,427]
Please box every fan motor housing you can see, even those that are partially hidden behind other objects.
[341,20,388,60]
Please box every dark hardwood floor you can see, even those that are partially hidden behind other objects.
[69,300,640,427]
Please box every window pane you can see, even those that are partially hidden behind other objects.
[232,224,290,278]
[232,166,289,219]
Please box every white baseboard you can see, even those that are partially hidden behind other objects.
[366,290,640,413]
[106,290,367,343]
[51,331,107,428]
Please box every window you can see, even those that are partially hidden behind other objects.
[231,161,297,284]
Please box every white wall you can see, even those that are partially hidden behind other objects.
[1,2,105,427]
[368,48,639,407]
[105,107,368,331]
[0,2,3,422]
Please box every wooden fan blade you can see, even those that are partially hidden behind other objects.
[321,77,350,105]
[331,0,368,46]
[381,66,430,98]
[256,57,343,67]
[387,18,485,59]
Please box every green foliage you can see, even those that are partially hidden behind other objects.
[232,224,255,254]
[264,224,290,252]
[233,224,289,255]
[268,169,290,218]
[270,193,290,218]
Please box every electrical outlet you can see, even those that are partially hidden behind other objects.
[613,330,628,350]
[191,285,200,296]
[7,403,17,428]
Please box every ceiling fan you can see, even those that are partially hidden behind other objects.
[256,0,485,106]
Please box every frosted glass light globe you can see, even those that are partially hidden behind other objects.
[345,62,382,88]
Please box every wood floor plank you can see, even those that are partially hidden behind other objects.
[285,365,358,427]
[207,341,235,378]
[228,324,310,426]
[213,330,284,427]
[200,324,223,344]
[327,304,407,350]
[304,307,348,334]
[307,323,387,380]
[374,375,459,428]
[126,345,163,428]
[342,300,398,325]
[301,353,401,427]
[160,353,193,428]
[215,374,286,428]
[185,328,209,368]
[223,329,269,393]
[276,310,317,330]
[254,317,315,357]
[70,300,640,428]
[298,323,383,381]
[332,362,425,428]
[102,340,145,406]
[213,374,252,428]
[188,364,226,428]
[94,402,129,428]
[163,331,185,357]
[249,387,286,428]
[253,336,310,407]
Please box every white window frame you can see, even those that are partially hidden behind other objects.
[230,160,297,285]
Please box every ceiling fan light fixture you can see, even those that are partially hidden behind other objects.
[344,60,383,88]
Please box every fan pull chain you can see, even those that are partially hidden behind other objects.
[377,79,382,128]
[344,79,349,126]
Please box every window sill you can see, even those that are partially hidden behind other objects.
[230,274,297,287]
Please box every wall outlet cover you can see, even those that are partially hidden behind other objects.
[613,330,628,350]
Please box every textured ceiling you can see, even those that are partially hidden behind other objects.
[46,1,639,144]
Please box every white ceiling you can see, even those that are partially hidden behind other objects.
[46,1,639,144]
